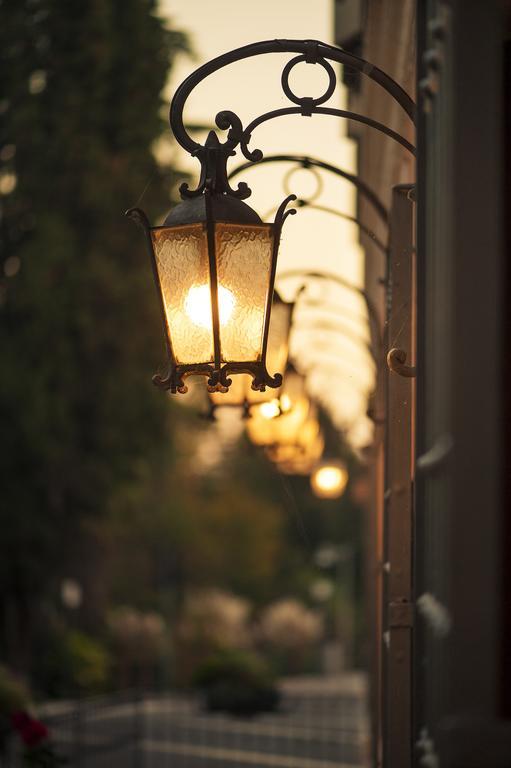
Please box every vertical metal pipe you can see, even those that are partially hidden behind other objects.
[384,184,415,768]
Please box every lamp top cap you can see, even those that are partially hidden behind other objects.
[163,193,263,228]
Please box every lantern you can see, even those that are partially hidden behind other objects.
[208,292,294,416]
[310,461,349,499]
[246,366,310,447]
[266,405,324,475]
[127,131,296,394]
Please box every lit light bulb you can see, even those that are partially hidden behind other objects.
[259,400,281,420]
[311,463,348,499]
[185,284,235,329]
[279,394,292,413]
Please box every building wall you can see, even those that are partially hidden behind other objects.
[416,3,511,765]
[335,0,511,765]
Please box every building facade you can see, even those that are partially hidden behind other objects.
[335,0,511,765]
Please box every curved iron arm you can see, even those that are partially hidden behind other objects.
[298,352,375,391]
[277,269,383,349]
[243,106,415,156]
[299,297,374,336]
[292,319,377,366]
[169,39,416,198]
[296,201,388,257]
[262,199,387,258]
[279,269,385,414]
[299,356,384,427]
[229,154,389,225]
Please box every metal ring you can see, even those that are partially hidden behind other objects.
[281,55,337,109]
[283,164,323,204]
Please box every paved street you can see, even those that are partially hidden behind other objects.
[40,675,369,768]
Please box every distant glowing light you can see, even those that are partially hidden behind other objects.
[257,393,293,421]
[311,462,348,499]
[28,70,47,95]
[4,256,20,278]
[279,393,292,413]
[0,172,17,195]
[309,578,334,602]
[185,284,235,329]
[259,400,281,420]
[60,578,83,610]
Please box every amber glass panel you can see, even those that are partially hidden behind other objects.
[266,299,292,374]
[209,297,291,408]
[215,223,274,363]
[246,298,292,405]
[151,224,213,365]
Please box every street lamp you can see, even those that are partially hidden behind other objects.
[246,365,309,447]
[311,460,349,499]
[276,269,385,433]
[127,143,296,394]
[129,39,414,393]
[267,414,325,475]
[246,365,326,474]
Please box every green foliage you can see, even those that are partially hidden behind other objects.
[193,649,279,716]
[0,666,30,716]
[63,630,110,692]
[35,628,110,697]
[0,0,189,672]
[0,0,366,692]
[181,479,285,600]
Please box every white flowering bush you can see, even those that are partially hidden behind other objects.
[259,599,323,652]
[175,590,253,684]
[178,590,252,650]
[109,607,166,663]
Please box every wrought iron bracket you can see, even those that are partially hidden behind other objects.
[169,38,416,202]
[229,153,389,225]
[387,347,416,377]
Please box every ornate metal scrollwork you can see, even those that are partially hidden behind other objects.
[169,39,416,203]
[229,154,389,225]
[179,128,252,200]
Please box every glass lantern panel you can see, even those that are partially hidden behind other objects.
[209,298,291,409]
[151,224,213,365]
[244,298,292,406]
[215,223,274,362]
[266,299,292,374]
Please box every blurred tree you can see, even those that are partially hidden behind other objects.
[0,0,188,675]
[98,456,286,612]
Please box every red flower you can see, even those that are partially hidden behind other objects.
[10,711,49,747]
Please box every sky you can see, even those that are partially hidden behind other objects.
[157,0,374,448]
